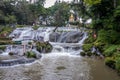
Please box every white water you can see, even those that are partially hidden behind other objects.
[38,27,90,80]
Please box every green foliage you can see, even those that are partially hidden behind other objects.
[36,42,53,53]
[82,44,93,52]
[116,58,120,73]
[105,57,116,69]
[103,45,119,57]
[84,31,96,43]
[94,30,120,46]
[113,6,120,32]
[0,26,13,36]
[84,0,101,5]
[26,51,36,58]
[0,46,6,51]
[0,0,46,25]
[16,25,24,28]
[48,2,70,26]
[33,25,39,30]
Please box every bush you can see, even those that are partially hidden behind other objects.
[82,44,93,52]
[36,42,53,53]
[26,51,36,58]
[116,58,120,73]
[103,45,119,57]
[105,57,116,69]
[0,46,6,51]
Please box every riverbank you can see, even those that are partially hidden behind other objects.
[81,29,120,75]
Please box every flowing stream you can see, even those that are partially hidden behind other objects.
[0,27,120,80]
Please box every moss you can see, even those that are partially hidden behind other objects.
[16,25,24,28]
[33,25,39,30]
[56,66,66,70]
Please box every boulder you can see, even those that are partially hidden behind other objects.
[49,32,60,42]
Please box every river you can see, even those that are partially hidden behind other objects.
[0,27,120,80]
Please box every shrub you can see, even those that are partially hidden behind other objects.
[26,51,36,58]
[103,45,119,57]
[105,57,116,69]
[0,46,6,51]
[82,44,93,52]
[84,31,96,43]
[36,42,53,53]
[116,58,120,73]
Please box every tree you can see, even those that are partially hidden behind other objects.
[48,2,70,26]
[84,0,101,5]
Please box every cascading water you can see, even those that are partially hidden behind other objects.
[0,27,120,80]
[39,27,91,80]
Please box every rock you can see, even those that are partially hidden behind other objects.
[49,32,60,42]
[49,31,84,43]
[36,41,53,53]
[64,32,84,43]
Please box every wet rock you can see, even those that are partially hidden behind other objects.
[36,41,53,53]
[49,31,84,43]
[64,32,84,43]
[49,32,60,42]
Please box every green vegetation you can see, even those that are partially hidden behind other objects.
[36,42,53,53]
[0,46,6,51]
[105,57,116,69]
[48,1,70,26]
[79,0,120,74]
[26,51,36,58]
[82,44,93,52]
[0,0,46,25]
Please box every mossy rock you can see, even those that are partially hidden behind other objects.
[80,52,86,56]
[86,51,93,56]
[26,51,36,58]
[36,42,53,53]
[9,52,14,55]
